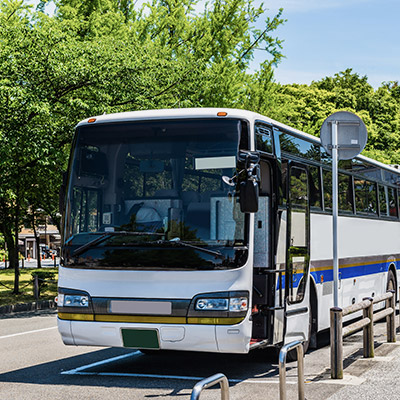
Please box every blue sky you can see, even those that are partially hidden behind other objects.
[260,0,400,88]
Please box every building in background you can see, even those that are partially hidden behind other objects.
[19,223,60,259]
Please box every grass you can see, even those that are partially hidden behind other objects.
[0,268,58,307]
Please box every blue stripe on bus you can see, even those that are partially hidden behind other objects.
[276,260,394,290]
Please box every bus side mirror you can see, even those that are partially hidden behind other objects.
[240,179,259,213]
[239,158,260,213]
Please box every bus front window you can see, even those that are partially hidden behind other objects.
[63,118,249,270]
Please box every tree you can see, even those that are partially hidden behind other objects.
[255,69,400,166]
[0,0,285,293]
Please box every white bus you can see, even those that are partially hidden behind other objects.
[57,108,400,355]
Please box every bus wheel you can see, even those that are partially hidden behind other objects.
[386,269,396,300]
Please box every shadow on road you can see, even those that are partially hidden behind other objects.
[0,346,290,394]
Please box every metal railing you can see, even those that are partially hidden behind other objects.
[190,373,229,400]
[279,340,305,400]
[330,290,396,379]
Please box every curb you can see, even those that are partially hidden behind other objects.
[0,299,56,315]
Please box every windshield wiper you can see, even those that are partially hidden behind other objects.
[168,237,225,259]
[72,231,164,257]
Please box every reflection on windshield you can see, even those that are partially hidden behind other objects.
[63,118,249,270]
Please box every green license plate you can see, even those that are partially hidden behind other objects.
[121,329,160,349]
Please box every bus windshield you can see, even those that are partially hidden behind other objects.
[63,118,249,270]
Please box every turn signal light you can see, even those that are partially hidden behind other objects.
[217,112,228,117]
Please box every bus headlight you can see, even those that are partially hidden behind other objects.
[195,298,228,311]
[195,297,248,312]
[229,297,248,312]
[62,294,89,307]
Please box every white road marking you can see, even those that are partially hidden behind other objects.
[61,351,141,374]
[0,326,57,340]
[62,369,298,385]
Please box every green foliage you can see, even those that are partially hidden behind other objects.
[0,0,285,295]
[253,69,400,165]
[0,249,7,261]
[0,268,58,306]
[31,270,56,297]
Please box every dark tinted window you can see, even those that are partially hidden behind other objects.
[338,159,352,170]
[65,118,248,271]
[322,169,332,210]
[320,148,331,165]
[389,188,397,217]
[352,159,381,180]
[378,185,397,218]
[290,167,308,208]
[379,185,388,216]
[322,170,353,213]
[280,159,288,206]
[354,179,377,215]
[384,170,400,186]
[309,165,321,209]
[338,174,353,213]
[255,124,273,154]
[280,133,320,161]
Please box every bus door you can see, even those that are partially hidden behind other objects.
[284,164,310,344]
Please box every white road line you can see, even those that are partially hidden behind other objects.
[62,370,298,385]
[0,326,57,340]
[61,350,303,385]
[61,351,141,374]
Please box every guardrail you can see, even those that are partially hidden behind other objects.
[330,290,396,379]
[190,373,229,400]
[279,340,305,400]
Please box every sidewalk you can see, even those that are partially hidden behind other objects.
[327,339,400,399]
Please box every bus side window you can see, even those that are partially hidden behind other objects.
[322,169,332,210]
[280,159,288,206]
[309,165,322,210]
[287,166,309,304]
[354,179,377,215]
[389,187,398,217]
[379,185,389,216]
[323,171,354,214]
[255,124,273,154]
[338,173,353,213]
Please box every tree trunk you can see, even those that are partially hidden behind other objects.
[4,229,16,270]
[13,188,20,295]
[31,210,41,269]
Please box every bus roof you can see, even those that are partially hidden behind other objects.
[77,107,400,177]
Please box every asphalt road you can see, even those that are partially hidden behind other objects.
[1,310,400,399]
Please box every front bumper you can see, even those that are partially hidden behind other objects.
[57,317,252,354]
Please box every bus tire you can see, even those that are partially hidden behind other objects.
[386,269,396,300]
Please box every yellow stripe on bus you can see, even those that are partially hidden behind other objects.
[187,317,244,325]
[58,312,95,321]
[310,257,400,273]
[58,312,244,325]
